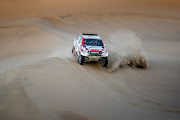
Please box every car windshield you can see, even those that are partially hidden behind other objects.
[84,39,103,46]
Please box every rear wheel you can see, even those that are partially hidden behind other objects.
[72,46,75,56]
[78,55,84,65]
[102,57,108,67]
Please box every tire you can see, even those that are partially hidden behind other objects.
[78,55,84,65]
[102,57,108,67]
[72,47,75,56]
[72,47,73,53]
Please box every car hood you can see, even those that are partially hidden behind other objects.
[85,46,104,52]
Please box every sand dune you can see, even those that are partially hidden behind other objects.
[1,0,180,20]
[0,2,180,120]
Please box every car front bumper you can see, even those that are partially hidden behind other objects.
[84,55,108,62]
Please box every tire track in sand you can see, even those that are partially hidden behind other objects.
[65,58,180,113]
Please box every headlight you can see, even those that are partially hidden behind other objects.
[81,46,89,53]
[102,48,108,56]
[102,48,107,54]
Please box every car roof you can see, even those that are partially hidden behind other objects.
[80,34,101,39]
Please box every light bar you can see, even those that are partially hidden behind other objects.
[82,33,98,36]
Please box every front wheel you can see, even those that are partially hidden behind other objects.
[101,57,108,67]
[78,55,84,65]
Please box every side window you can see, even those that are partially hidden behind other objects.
[78,37,82,44]
[80,38,82,44]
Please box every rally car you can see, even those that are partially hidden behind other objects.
[72,33,108,67]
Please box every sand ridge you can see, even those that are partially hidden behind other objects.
[0,6,180,120]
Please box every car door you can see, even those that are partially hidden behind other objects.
[77,36,83,55]
[74,36,80,54]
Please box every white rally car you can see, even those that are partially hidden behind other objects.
[72,33,108,67]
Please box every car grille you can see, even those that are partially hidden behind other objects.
[89,51,102,56]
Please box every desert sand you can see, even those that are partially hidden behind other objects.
[0,0,180,120]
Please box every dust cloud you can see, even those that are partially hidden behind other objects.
[107,30,148,72]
